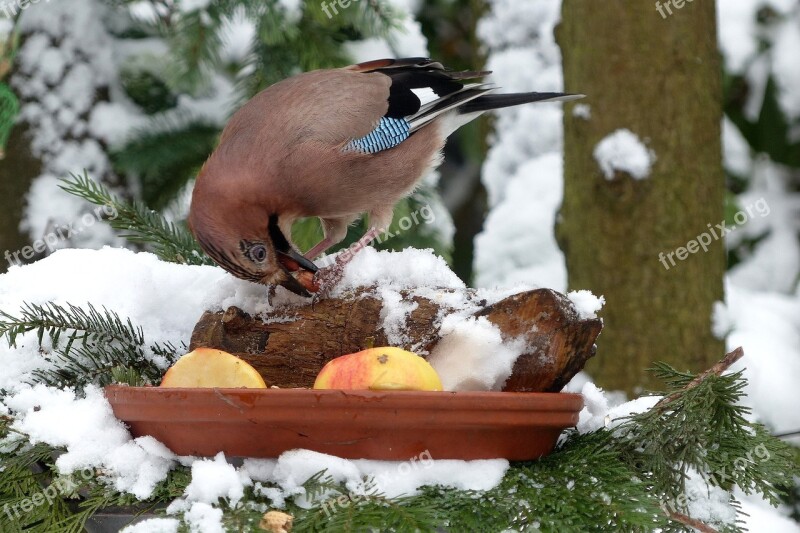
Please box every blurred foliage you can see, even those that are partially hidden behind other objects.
[722,8,800,271]
[292,192,452,263]
[725,75,800,170]
[416,0,489,283]
[0,17,21,158]
[111,114,220,210]
[120,66,178,115]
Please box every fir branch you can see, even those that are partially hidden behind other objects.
[0,301,177,387]
[668,510,720,533]
[111,113,220,210]
[658,347,744,407]
[59,171,213,266]
[0,301,143,353]
[164,5,225,91]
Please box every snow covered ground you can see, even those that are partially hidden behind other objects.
[0,246,577,530]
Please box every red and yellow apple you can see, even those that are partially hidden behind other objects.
[160,347,267,388]
[313,347,443,391]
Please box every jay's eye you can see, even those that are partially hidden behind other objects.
[250,244,267,263]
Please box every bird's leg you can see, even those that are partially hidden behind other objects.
[312,227,382,301]
[304,215,357,260]
[303,236,336,260]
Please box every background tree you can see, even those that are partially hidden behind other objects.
[558,0,726,392]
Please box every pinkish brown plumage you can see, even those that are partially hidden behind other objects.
[188,57,581,295]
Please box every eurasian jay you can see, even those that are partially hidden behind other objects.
[188,57,581,295]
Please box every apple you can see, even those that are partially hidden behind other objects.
[313,347,443,391]
[160,347,267,388]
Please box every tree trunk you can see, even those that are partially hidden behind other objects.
[189,288,602,392]
[0,125,40,273]
[557,1,725,392]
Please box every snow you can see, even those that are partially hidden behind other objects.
[266,449,508,503]
[720,284,800,436]
[473,0,568,291]
[428,315,524,391]
[771,14,800,121]
[11,0,237,254]
[572,103,591,120]
[683,469,738,526]
[567,290,605,320]
[0,248,271,389]
[179,0,212,13]
[183,452,252,505]
[344,0,428,62]
[277,0,303,24]
[593,129,655,181]
[717,0,800,120]
[183,502,225,533]
[738,488,800,533]
[331,247,465,295]
[219,10,255,63]
[3,385,175,499]
[1,0,797,528]
[722,117,752,177]
[0,246,533,515]
[121,518,180,533]
[378,286,419,347]
[576,382,661,435]
[474,153,567,290]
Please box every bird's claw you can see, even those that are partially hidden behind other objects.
[310,262,348,305]
[307,226,382,304]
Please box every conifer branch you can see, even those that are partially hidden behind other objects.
[0,301,179,387]
[659,347,745,407]
[59,171,213,266]
[668,510,719,533]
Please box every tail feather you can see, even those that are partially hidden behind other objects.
[408,85,496,132]
[459,92,585,114]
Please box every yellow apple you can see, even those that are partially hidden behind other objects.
[313,347,443,391]
[160,347,267,388]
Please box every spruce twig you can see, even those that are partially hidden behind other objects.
[59,171,213,266]
[0,301,177,387]
[658,347,745,407]
[668,511,719,533]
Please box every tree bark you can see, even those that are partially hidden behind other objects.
[0,124,40,273]
[557,1,725,392]
[189,288,602,392]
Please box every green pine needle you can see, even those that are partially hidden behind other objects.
[59,171,213,266]
[0,300,179,387]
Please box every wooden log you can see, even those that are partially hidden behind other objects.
[189,287,602,392]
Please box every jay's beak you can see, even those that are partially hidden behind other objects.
[275,249,320,296]
[276,249,319,274]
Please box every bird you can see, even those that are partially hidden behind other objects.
[188,57,582,295]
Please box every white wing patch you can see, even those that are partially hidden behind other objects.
[411,87,439,106]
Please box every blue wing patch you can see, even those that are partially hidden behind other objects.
[344,117,410,154]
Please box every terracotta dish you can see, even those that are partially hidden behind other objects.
[104,386,583,460]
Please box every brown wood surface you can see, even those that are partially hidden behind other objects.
[190,288,602,392]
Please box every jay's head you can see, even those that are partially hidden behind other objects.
[188,189,317,293]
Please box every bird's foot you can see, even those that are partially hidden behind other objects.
[310,227,382,304]
[310,262,347,304]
